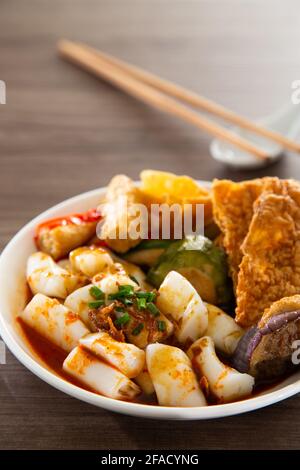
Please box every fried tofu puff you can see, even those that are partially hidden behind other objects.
[188,336,254,403]
[63,346,141,400]
[146,344,207,407]
[157,271,208,344]
[99,175,147,253]
[36,209,101,260]
[80,331,145,378]
[27,252,88,299]
[20,294,89,352]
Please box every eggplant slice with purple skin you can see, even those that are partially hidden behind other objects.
[232,295,300,381]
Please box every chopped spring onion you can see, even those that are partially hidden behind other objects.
[89,286,104,300]
[157,320,166,332]
[115,306,125,313]
[132,323,144,336]
[147,302,160,316]
[136,291,156,302]
[88,300,105,309]
[115,312,131,327]
[137,297,147,310]
[108,284,135,300]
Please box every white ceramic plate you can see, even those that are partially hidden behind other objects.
[0,183,300,420]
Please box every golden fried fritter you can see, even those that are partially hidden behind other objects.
[212,177,293,287]
[100,175,147,253]
[236,191,300,327]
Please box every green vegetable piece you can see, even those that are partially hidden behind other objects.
[119,285,135,296]
[115,306,125,313]
[124,240,175,267]
[132,323,144,336]
[147,302,160,316]
[115,312,130,327]
[136,291,156,302]
[157,320,166,332]
[88,300,105,309]
[147,235,233,306]
[108,284,135,301]
[89,286,104,300]
[137,297,147,310]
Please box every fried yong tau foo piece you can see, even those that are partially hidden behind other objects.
[27,252,88,299]
[140,169,213,223]
[212,177,286,286]
[233,295,300,380]
[36,209,101,260]
[80,331,145,378]
[188,336,254,403]
[236,192,300,327]
[63,346,141,400]
[20,294,89,352]
[100,175,147,253]
[146,343,207,406]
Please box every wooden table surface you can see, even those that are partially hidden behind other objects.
[1,0,300,450]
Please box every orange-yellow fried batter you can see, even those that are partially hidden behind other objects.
[236,190,300,326]
[212,177,292,287]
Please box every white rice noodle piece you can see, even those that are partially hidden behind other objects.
[27,252,87,299]
[146,343,207,407]
[188,336,254,403]
[64,284,96,331]
[70,246,114,278]
[80,331,145,378]
[57,259,73,272]
[157,271,208,343]
[92,272,139,297]
[205,303,244,356]
[134,367,155,395]
[112,254,150,290]
[63,346,141,400]
[20,293,89,352]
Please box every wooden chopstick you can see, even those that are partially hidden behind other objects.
[58,39,271,160]
[83,43,300,155]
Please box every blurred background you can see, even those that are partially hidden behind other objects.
[1,1,300,209]
[1,0,300,450]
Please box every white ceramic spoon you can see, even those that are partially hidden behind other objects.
[210,102,300,169]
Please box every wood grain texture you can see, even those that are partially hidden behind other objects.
[1,0,300,450]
